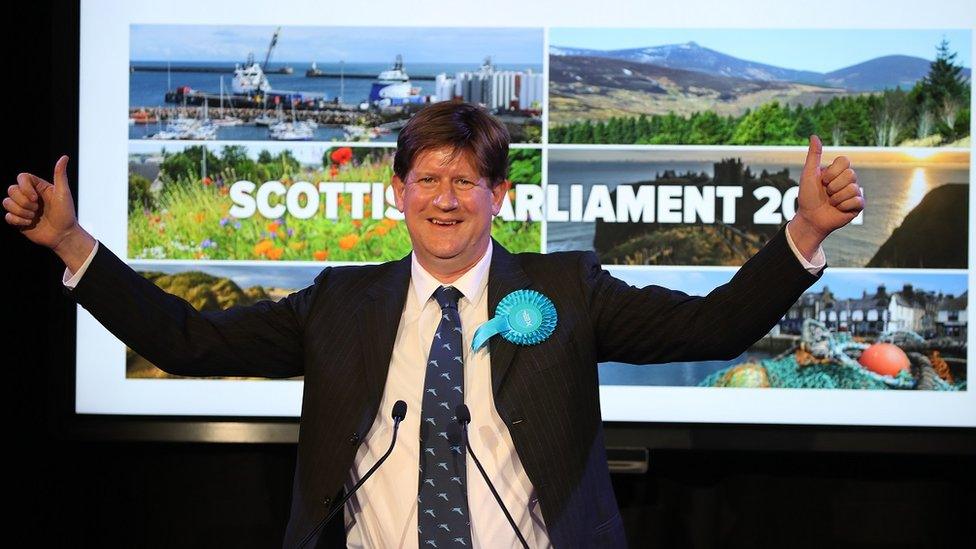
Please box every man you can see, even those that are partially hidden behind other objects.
[5,102,863,548]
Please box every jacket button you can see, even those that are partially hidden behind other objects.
[348,433,360,445]
[323,497,332,506]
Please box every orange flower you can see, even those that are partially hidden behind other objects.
[330,147,353,165]
[288,241,306,251]
[313,249,329,261]
[352,220,362,228]
[253,239,274,256]
[381,218,397,228]
[338,234,359,250]
[266,247,284,260]
[266,221,280,233]
[194,212,205,223]
[374,225,389,236]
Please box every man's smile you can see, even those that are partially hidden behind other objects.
[428,217,463,226]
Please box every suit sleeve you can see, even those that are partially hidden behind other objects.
[581,222,825,365]
[66,242,327,378]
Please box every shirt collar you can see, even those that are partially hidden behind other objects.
[410,241,492,307]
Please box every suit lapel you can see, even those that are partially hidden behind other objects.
[359,253,412,414]
[486,238,532,398]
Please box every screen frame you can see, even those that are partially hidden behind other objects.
[48,0,976,452]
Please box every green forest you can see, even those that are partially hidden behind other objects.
[550,40,970,147]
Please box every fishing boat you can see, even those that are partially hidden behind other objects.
[306,61,325,77]
[146,100,216,140]
[254,112,278,126]
[342,125,383,141]
[232,52,272,94]
[269,122,314,140]
[368,54,423,107]
[213,76,243,127]
[269,101,314,140]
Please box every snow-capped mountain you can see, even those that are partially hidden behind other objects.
[550,41,970,91]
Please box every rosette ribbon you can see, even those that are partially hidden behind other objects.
[472,289,557,351]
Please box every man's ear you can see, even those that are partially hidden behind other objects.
[490,179,512,216]
[391,174,406,212]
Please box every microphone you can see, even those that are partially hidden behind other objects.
[456,404,530,549]
[299,400,408,548]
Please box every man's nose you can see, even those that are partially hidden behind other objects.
[432,183,459,210]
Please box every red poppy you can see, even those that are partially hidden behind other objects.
[330,147,353,166]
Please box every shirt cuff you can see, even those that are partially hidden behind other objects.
[784,224,826,275]
[63,240,100,289]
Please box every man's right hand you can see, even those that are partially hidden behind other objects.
[5,155,96,273]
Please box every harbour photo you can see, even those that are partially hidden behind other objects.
[599,269,967,391]
[129,25,544,142]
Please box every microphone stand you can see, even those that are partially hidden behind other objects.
[298,400,407,548]
[456,404,530,549]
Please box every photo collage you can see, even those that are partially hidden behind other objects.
[126,25,970,392]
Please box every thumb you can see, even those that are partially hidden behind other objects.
[53,155,70,197]
[801,134,822,180]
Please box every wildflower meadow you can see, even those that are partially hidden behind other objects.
[128,146,542,261]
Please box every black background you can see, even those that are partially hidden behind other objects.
[5,2,973,547]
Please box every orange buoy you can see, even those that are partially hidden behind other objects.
[858,343,910,377]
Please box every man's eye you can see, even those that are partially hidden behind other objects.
[455,180,475,188]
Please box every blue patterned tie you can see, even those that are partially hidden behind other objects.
[418,285,471,548]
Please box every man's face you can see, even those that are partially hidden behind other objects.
[392,146,510,279]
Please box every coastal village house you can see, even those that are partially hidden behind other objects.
[781,285,967,340]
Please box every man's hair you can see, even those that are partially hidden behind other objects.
[393,101,510,187]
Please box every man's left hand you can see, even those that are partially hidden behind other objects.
[789,134,865,256]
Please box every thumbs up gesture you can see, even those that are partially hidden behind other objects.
[788,135,865,256]
[5,155,96,272]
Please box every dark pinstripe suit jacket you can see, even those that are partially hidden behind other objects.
[67,221,822,548]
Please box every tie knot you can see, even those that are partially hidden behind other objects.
[433,286,464,311]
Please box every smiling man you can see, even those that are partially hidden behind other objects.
[391,106,511,284]
[6,101,862,548]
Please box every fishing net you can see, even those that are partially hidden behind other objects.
[699,319,966,390]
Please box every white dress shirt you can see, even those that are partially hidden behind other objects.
[63,228,825,549]
[343,242,552,548]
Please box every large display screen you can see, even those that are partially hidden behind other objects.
[76,0,975,426]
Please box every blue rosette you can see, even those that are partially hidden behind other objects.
[472,290,557,351]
